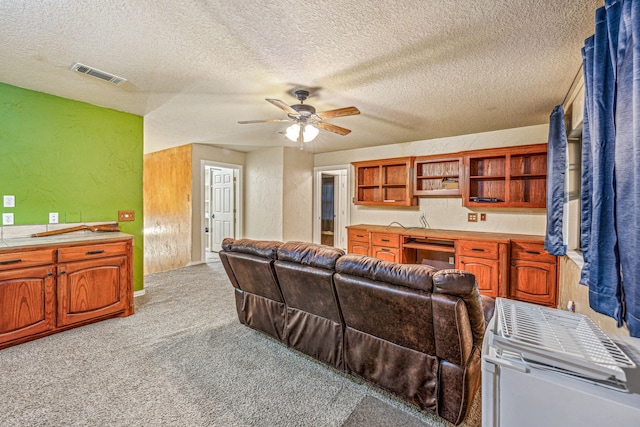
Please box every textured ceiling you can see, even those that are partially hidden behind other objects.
[0,1,601,154]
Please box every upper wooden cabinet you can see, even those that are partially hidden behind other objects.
[463,143,548,208]
[353,157,417,206]
[413,155,462,196]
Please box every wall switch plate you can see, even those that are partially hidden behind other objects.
[467,213,478,222]
[480,213,486,221]
[2,213,14,225]
[3,195,15,208]
[49,212,59,224]
[118,210,135,222]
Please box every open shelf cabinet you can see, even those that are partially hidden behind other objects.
[413,155,462,196]
[353,157,416,206]
[463,143,547,208]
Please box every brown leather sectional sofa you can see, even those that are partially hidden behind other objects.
[220,238,494,425]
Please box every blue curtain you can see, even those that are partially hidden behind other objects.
[544,105,567,256]
[581,0,640,337]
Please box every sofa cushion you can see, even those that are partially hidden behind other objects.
[277,241,345,270]
[335,254,437,292]
[222,237,280,259]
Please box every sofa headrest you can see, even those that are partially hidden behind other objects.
[432,269,477,297]
[277,241,345,270]
[335,254,437,292]
[221,238,282,260]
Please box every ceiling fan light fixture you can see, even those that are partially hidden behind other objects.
[285,123,319,142]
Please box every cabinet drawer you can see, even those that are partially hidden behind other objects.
[456,240,498,259]
[348,229,370,243]
[58,242,129,262]
[371,232,400,248]
[0,248,56,271]
[511,241,556,263]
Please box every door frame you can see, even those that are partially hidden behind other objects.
[200,160,243,260]
[313,165,350,250]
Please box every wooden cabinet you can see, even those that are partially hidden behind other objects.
[0,263,56,345]
[0,238,134,350]
[414,155,462,196]
[509,241,558,307]
[347,228,370,255]
[456,240,505,299]
[353,157,416,206]
[57,242,131,327]
[370,232,401,263]
[463,144,547,208]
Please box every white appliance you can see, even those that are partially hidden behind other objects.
[482,298,640,427]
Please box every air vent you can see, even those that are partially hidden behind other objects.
[70,62,127,85]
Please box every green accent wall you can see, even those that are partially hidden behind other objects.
[0,82,144,291]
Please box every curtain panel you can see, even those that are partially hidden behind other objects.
[544,105,567,256]
[581,0,640,337]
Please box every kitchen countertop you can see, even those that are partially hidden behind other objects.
[0,232,134,251]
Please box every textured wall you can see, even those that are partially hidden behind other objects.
[283,148,314,242]
[0,82,144,291]
[244,148,284,240]
[143,145,192,274]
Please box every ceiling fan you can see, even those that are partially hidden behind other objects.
[238,89,360,147]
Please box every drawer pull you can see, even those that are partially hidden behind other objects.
[525,250,541,255]
[380,248,390,252]
[381,239,390,242]
[471,248,485,252]
[47,272,53,277]
[86,250,105,255]
[59,270,66,275]
[0,259,22,265]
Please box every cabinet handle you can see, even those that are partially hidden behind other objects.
[511,262,516,266]
[356,234,364,238]
[381,239,390,242]
[471,248,485,252]
[380,248,390,252]
[59,270,66,275]
[0,259,22,265]
[525,250,541,255]
[86,250,105,255]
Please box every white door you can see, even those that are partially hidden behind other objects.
[211,168,235,252]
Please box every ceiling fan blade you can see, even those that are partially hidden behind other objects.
[316,106,360,119]
[317,121,352,136]
[237,119,291,124]
[266,98,298,115]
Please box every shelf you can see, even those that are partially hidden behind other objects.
[353,157,416,206]
[463,144,548,208]
[414,155,462,196]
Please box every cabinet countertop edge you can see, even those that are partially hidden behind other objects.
[0,232,134,251]
[346,224,545,243]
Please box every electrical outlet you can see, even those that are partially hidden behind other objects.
[480,213,486,221]
[118,210,135,222]
[3,195,15,208]
[2,213,14,225]
[49,212,59,224]
[467,213,478,222]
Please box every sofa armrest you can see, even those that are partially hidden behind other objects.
[481,295,495,328]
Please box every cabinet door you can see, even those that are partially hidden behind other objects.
[371,246,400,263]
[458,256,499,298]
[510,259,557,306]
[57,256,129,327]
[0,265,56,346]
[348,242,370,256]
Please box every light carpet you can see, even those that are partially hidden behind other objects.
[0,256,481,426]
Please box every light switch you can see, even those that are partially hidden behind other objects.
[2,213,14,225]
[3,195,15,208]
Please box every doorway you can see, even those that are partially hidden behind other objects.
[202,162,242,261]
[313,166,349,250]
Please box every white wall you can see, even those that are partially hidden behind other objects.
[314,124,550,236]
[283,148,314,242]
[245,147,284,240]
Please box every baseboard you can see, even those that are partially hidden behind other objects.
[186,260,206,267]
[134,289,146,298]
